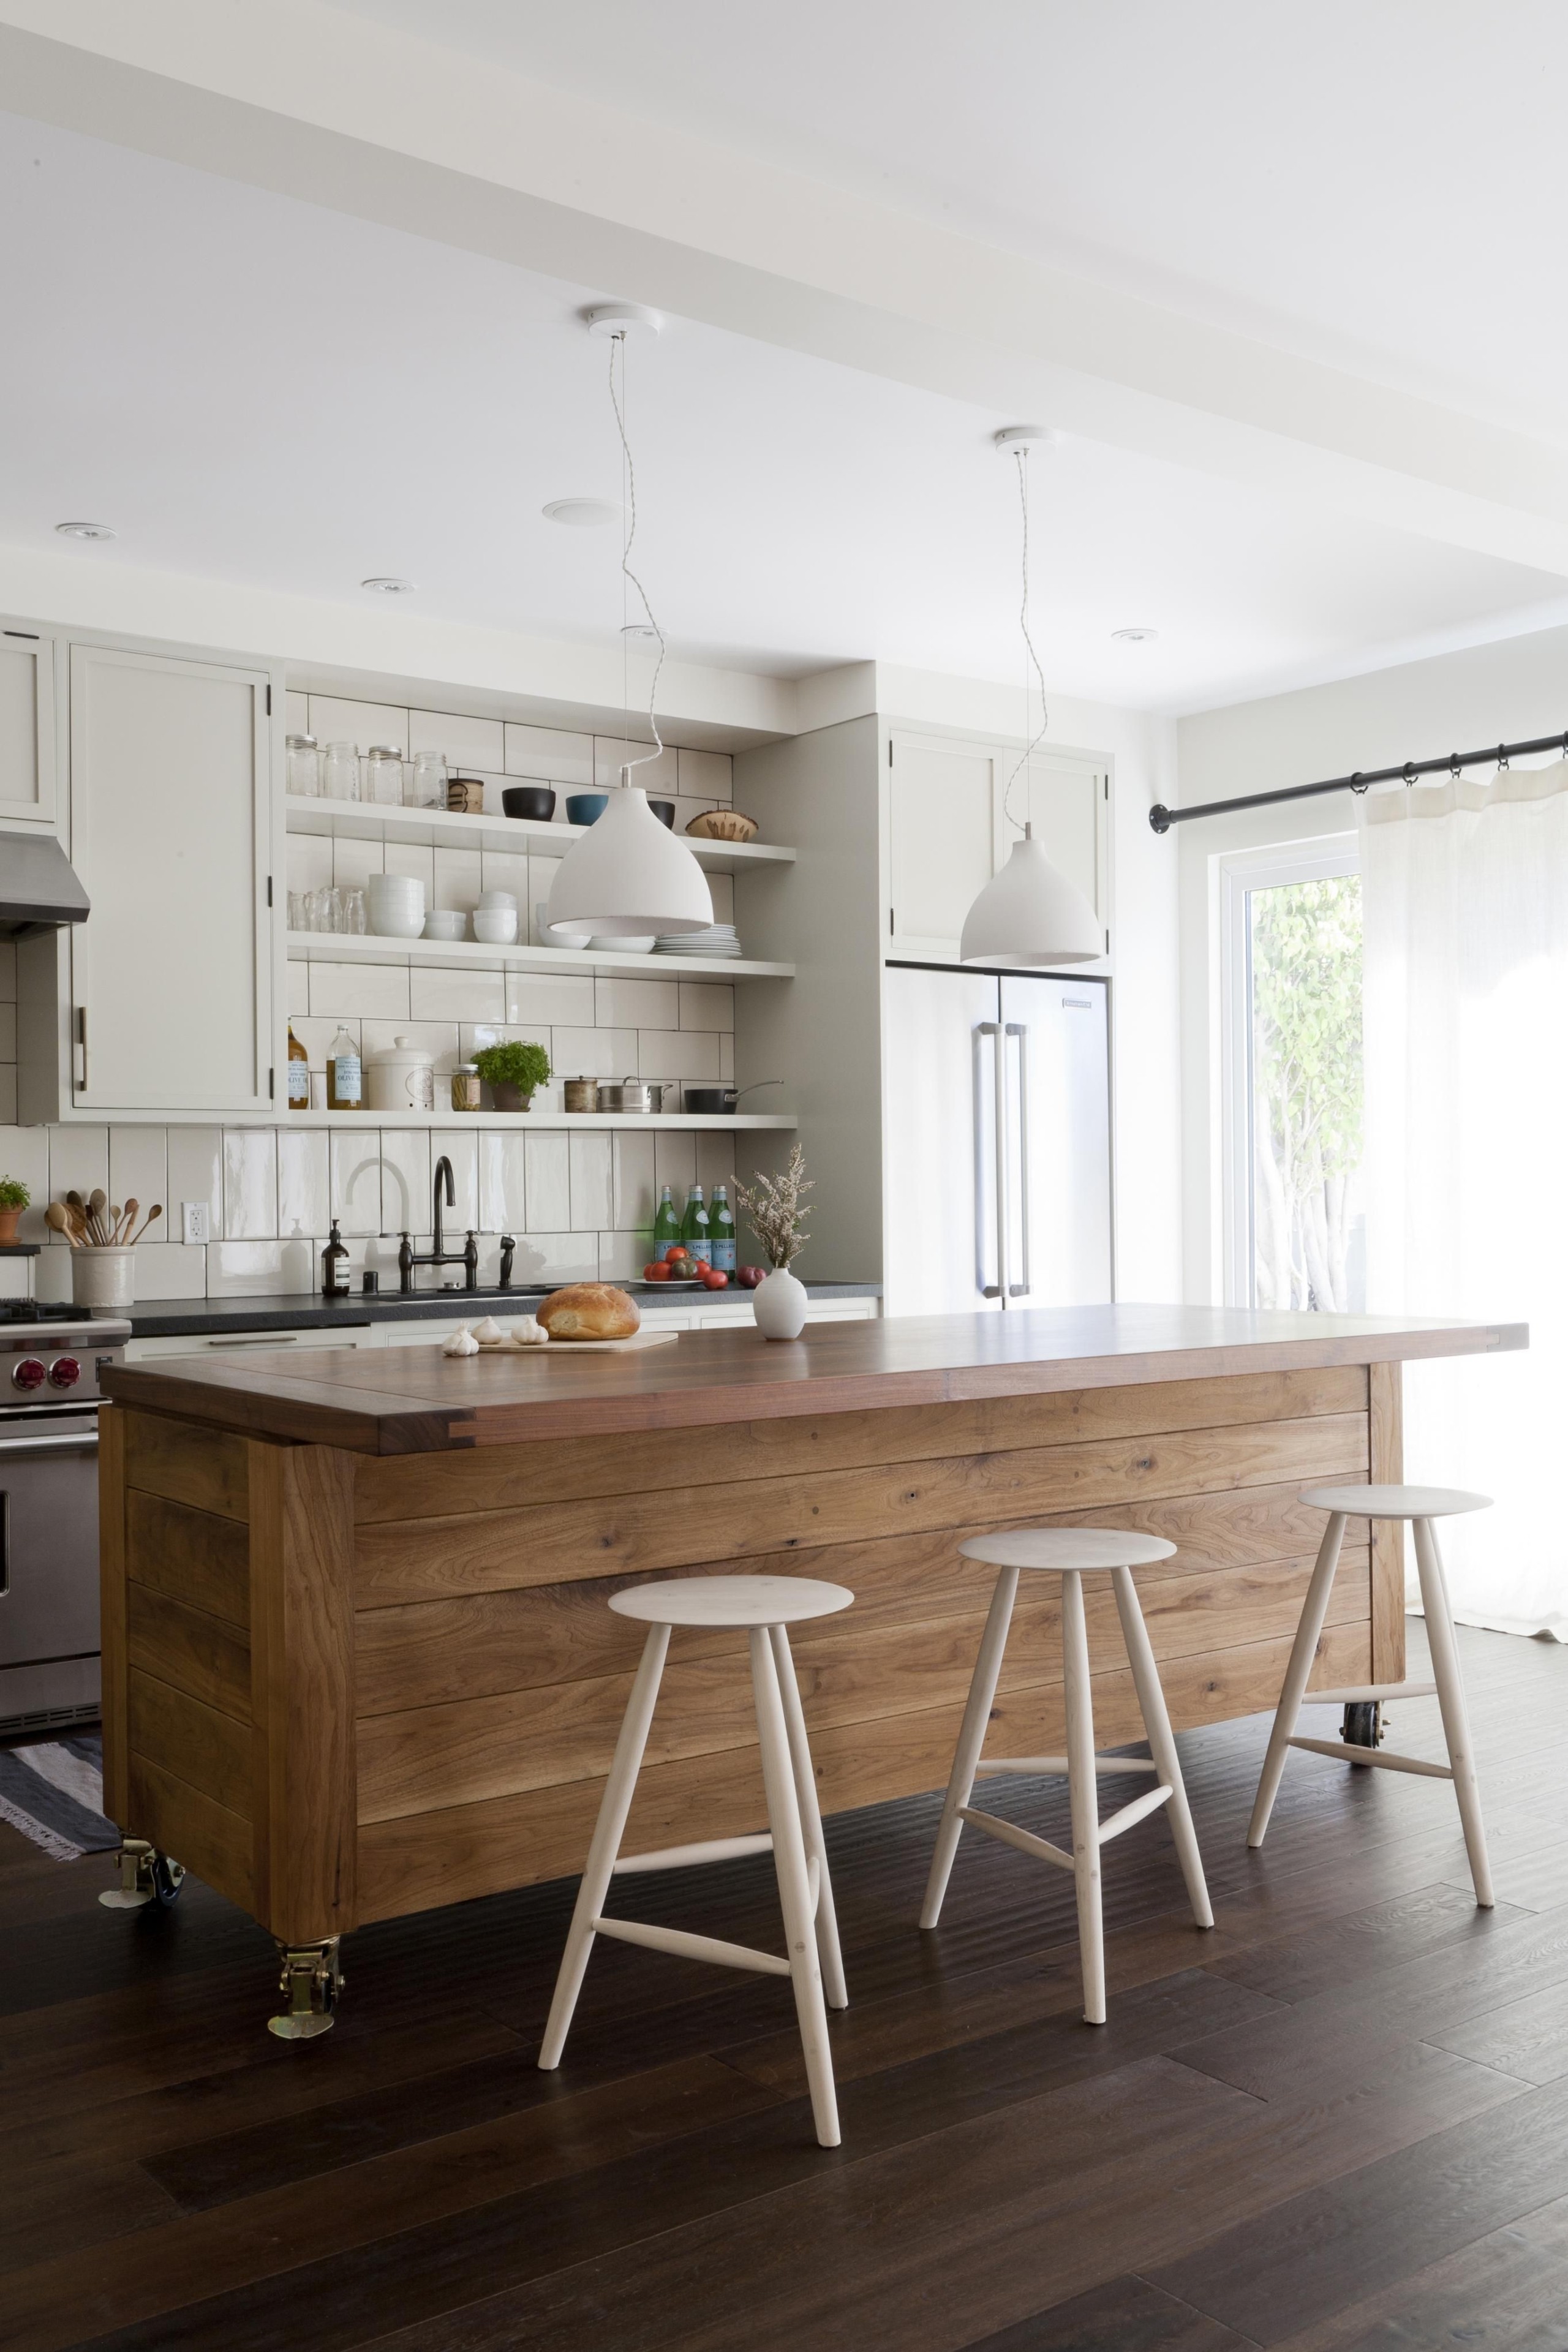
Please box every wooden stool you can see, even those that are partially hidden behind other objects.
[1248,1485,1494,1906]
[919,1529,1214,2024]
[538,1574,851,2147]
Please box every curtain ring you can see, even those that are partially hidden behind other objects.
[1497,743,1510,770]
[1349,771,1368,796]
[1402,762,1418,788]
[1449,754,1461,781]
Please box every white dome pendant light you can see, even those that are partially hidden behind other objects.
[959,428,1102,968]
[548,306,714,941]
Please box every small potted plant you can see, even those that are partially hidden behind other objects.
[0,1176,29,1246]
[473,1039,551,1114]
[734,1145,813,1340]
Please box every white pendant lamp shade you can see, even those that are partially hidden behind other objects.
[959,825,1102,966]
[545,785,714,938]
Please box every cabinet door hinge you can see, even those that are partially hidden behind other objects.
[268,1066,275,1099]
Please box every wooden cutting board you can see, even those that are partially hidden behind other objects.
[474,1327,681,1355]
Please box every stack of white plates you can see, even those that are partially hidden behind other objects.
[655,924,743,959]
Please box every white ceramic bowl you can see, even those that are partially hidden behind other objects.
[367,874,427,939]
[472,908,519,945]
[475,889,518,910]
[536,902,589,948]
[421,908,467,941]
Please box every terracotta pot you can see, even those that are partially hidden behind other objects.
[753,1266,808,1340]
[491,1082,534,1115]
[0,1207,21,1245]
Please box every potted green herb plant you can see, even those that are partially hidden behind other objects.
[473,1039,552,1114]
[0,1176,29,1246]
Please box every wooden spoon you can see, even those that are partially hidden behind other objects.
[127,1204,162,1245]
[44,1202,81,1247]
[116,1198,138,1245]
[87,1188,110,1245]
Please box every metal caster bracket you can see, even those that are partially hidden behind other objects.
[99,1840,186,1910]
[1341,1700,1386,1751]
[268,1939,344,2040]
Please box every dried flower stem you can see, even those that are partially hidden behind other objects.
[734,1144,813,1271]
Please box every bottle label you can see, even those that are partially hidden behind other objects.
[711,1235,736,1271]
[687,1235,712,1264]
[332,1052,362,1104]
[287,1060,310,1105]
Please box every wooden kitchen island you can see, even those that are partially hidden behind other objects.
[97,1305,1526,2030]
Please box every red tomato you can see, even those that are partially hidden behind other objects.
[646,1262,671,1280]
[701,1268,728,1289]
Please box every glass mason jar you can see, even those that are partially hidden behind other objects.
[285,734,321,796]
[410,749,447,808]
[450,1063,481,1112]
[363,744,405,806]
[323,741,360,801]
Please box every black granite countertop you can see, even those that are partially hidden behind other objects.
[124,1281,882,1340]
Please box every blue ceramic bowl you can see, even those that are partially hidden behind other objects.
[565,792,609,827]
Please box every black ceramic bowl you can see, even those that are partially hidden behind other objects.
[502,785,556,821]
[649,799,676,827]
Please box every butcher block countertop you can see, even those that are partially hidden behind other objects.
[99,1303,1528,1455]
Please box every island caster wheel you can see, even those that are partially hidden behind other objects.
[99,1839,184,1910]
[1342,1700,1384,1751]
[268,1938,344,2040]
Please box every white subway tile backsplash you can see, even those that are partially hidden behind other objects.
[677,982,734,1032]
[277,1127,330,1239]
[109,1128,167,1236]
[409,709,504,772]
[551,1026,636,1079]
[379,1129,431,1236]
[309,961,410,1020]
[206,1240,288,1295]
[166,1126,222,1240]
[383,842,435,892]
[140,1242,208,1300]
[524,1132,570,1230]
[718,1032,735,1082]
[506,973,595,1027]
[568,1131,612,1230]
[330,837,386,891]
[410,967,505,1023]
[223,1128,278,1240]
[696,1132,738,1193]
[655,1131,698,1196]
[479,850,530,906]
[594,739,677,793]
[33,1247,71,1302]
[330,1129,382,1237]
[432,848,483,915]
[308,696,409,752]
[431,1128,478,1229]
[638,1030,721,1084]
[505,724,594,786]
[598,1230,648,1281]
[527,856,564,941]
[286,835,334,897]
[509,1230,597,1284]
[287,963,310,1017]
[677,747,733,803]
[361,1019,461,1075]
[48,1126,108,1223]
[285,690,310,736]
[595,976,680,1030]
[612,1130,655,1231]
[0,1126,50,1243]
[478,1129,527,1231]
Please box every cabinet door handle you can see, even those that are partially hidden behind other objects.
[976,1022,1005,1298]
[75,1005,87,1090]
[1006,1022,1031,1298]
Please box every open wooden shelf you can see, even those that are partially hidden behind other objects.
[285,1109,796,1131]
[284,931,792,982]
[284,796,795,878]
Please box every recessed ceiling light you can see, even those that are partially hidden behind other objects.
[620,622,658,643]
[543,498,622,528]
[1112,626,1159,643]
[55,520,115,541]
[361,576,414,595]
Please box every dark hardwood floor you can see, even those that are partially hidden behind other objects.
[6,1620,1568,2352]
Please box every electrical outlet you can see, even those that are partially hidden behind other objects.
[181,1201,210,1246]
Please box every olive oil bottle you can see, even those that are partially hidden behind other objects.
[287,1023,310,1110]
[326,1025,363,1111]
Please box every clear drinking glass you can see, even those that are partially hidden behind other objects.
[342,886,366,935]
[364,745,405,807]
[305,887,332,932]
[287,891,307,931]
[410,749,447,809]
[323,742,360,802]
[286,736,321,797]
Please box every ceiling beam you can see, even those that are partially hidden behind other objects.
[7,1,1568,579]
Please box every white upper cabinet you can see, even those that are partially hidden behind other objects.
[1012,755,1109,950]
[69,646,273,1113]
[0,629,58,826]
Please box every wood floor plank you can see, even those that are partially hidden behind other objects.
[956,2275,1249,2351]
[1267,2187,1568,2350]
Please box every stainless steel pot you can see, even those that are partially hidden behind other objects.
[682,1079,783,1115]
[597,1077,664,1114]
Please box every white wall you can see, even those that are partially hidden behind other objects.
[1176,618,1568,1300]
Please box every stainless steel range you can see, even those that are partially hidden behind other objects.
[0,1302,130,1736]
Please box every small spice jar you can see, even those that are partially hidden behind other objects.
[562,1076,599,1114]
[450,1063,481,1112]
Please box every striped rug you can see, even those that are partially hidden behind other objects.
[0,1735,118,1859]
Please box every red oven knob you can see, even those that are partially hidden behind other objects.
[48,1356,82,1390]
[11,1357,46,1392]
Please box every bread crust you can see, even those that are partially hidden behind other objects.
[537,1282,641,1340]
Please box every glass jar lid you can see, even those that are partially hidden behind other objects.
[285,733,318,748]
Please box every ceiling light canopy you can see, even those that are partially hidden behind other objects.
[361,575,413,594]
[1112,625,1159,643]
[55,520,115,541]
[543,497,621,527]
[959,427,1102,969]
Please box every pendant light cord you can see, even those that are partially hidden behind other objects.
[608,333,666,783]
[1001,446,1048,835]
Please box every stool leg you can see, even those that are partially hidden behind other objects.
[1111,1565,1213,1931]
[538,1623,671,2069]
[1413,1517,1495,1909]
[752,1627,839,2147]
[920,1564,1020,1929]
[1061,1569,1106,2025]
[770,1625,848,2011]
[1248,1511,1348,1849]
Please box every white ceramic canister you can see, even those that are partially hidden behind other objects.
[367,1033,436,1113]
[72,1246,136,1311]
[752,1266,808,1340]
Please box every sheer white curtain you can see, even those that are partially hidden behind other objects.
[1361,761,1568,1636]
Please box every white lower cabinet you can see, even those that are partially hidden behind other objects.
[123,1325,377,1364]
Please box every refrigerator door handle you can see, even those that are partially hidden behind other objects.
[976,1021,1005,1298]
[1005,1020,1031,1298]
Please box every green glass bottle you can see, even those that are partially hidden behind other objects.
[680,1183,711,1265]
[652,1184,681,1264]
[710,1183,736,1273]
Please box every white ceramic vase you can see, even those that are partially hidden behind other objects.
[753,1266,807,1340]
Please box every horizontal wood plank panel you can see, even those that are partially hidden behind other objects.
[127,1670,251,1820]
[122,1410,251,1523]
[354,1619,1370,1918]
[353,1414,1368,1607]
[352,1365,1369,1523]
[353,1536,1368,1720]
[125,1752,253,1912]
[125,1489,250,1632]
[355,1556,1370,1825]
[125,1585,251,1725]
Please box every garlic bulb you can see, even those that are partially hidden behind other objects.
[472,1316,505,1346]
[442,1325,480,1357]
[510,1316,549,1347]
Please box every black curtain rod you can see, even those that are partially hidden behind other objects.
[1147,728,1568,835]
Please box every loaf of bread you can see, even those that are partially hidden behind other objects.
[537,1283,641,1341]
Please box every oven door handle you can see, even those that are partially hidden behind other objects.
[0,1430,99,1455]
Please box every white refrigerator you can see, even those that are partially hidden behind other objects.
[881,962,1113,1317]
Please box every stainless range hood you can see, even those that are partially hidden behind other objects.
[0,833,89,937]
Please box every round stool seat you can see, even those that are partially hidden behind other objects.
[609,1575,854,1629]
[959,1528,1176,1573]
[1300,1484,1491,1521]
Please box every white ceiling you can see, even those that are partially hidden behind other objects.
[5,30,1568,716]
